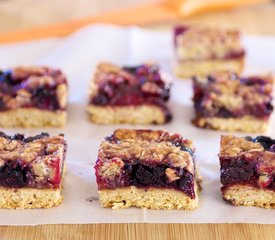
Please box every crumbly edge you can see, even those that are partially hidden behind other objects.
[219,135,264,156]
[0,186,63,209]
[87,104,167,124]
[193,116,268,133]
[98,182,199,210]
[174,57,244,79]
[222,184,275,209]
[0,108,66,127]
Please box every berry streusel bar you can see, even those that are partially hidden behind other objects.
[219,135,275,208]
[174,25,245,78]
[192,72,274,132]
[0,66,67,127]
[95,129,200,210]
[0,132,66,209]
[87,63,172,124]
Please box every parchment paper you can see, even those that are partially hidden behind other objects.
[0,25,274,225]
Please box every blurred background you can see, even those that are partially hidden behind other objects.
[0,0,274,40]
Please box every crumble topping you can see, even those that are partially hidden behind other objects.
[175,25,245,61]
[89,63,171,103]
[220,135,275,189]
[220,135,264,156]
[0,132,66,188]
[0,66,67,111]
[99,129,195,173]
[193,72,274,119]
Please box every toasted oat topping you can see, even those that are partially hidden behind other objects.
[98,129,194,173]
[0,132,64,161]
[220,135,264,156]
[220,135,275,189]
[193,72,273,117]
[0,132,66,188]
[175,25,244,61]
[0,66,67,111]
[220,135,275,172]
[89,62,171,101]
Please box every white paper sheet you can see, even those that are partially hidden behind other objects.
[0,25,274,225]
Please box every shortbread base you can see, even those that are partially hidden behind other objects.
[87,105,169,124]
[222,184,275,209]
[98,184,199,210]
[0,108,66,127]
[193,116,267,133]
[175,57,244,79]
[0,186,63,209]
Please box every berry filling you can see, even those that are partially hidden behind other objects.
[220,136,275,192]
[0,132,66,189]
[193,74,273,119]
[90,64,172,122]
[0,67,66,111]
[96,161,196,199]
[0,160,30,188]
[220,157,275,192]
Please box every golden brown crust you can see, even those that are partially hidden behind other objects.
[0,186,63,209]
[175,57,244,78]
[0,108,66,127]
[222,184,275,209]
[193,115,268,133]
[87,105,167,125]
[98,184,199,210]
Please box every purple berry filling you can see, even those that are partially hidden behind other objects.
[0,160,32,188]
[220,157,275,192]
[96,162,196,199]
[91,64,172,122]
[220,135,275,192]
[0,68,66,111]
[193,75,273,119]
[0,132,65,189]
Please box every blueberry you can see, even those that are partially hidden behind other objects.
[244,136,253,142]
[179,172,195,199]
[249,135,275,152]
[92,94,109,105]
[180,146,194,158]
[0,70,12,83]
[0,161,28,188]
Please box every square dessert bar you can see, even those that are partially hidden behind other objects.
[192,72,274,132]
[0,132,66,209]
[0,66,68,127]
[95,129,200,210]
[174,25,245,78]
[87,63,172,124]
[219,135,274,208]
